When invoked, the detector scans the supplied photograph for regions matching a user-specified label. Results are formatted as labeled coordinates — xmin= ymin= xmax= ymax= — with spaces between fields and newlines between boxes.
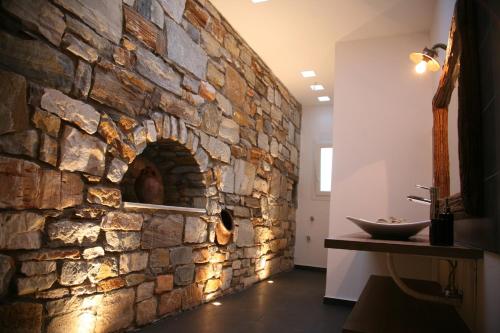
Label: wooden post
xmin=432 ymin=107 xmax=450 ymax=198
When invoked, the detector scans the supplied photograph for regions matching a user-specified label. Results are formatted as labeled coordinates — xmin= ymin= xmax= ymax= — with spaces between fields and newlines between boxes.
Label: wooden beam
xmin=431 ymin=5 xmax=460 ymax=199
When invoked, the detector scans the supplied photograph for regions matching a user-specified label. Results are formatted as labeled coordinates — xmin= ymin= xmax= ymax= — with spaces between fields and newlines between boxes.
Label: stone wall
xmin=0 ymin=0 xmax=301 ymax=332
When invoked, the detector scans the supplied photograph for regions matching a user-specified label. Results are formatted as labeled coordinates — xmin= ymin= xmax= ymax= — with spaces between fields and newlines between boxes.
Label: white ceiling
xmin=211 ymin=0 xmax=436 ymax=107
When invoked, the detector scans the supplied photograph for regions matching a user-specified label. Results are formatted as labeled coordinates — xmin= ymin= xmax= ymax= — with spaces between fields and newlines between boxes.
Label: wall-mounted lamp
xmin=409 ymin=43 xmax=447 ymax=74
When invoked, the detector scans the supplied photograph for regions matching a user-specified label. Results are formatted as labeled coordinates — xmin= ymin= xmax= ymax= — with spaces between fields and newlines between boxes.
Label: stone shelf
xmin=122 ymin=202 xmax=206 ymax=214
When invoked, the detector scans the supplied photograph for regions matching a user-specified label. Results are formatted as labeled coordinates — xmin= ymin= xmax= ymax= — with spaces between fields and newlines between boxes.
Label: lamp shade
xmin=409 ymin=51 xmax=441 ymax=72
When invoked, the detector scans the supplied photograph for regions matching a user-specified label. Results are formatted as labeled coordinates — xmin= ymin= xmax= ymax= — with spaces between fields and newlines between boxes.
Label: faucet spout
xmin=407 ymin=185 xmax=439 ymax=219
xmin=407 ymin=195 xmax=431 ymax=205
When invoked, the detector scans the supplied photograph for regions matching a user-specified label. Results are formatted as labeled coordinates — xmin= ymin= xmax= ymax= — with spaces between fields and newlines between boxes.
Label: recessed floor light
xmin=252 ymin=0 xmax=269 ymax=3
xmin=301 ymin=70 xmax=316 ymax=78
xmin=318 ymin=96 xmax=330 ymax=102
xmin=212 ymin=301 xmax=222 ymax=306
xmin=310 ymin=84 xmax=324 ymax=91
xmin=267 ymin=280 xmax=274 ymax=284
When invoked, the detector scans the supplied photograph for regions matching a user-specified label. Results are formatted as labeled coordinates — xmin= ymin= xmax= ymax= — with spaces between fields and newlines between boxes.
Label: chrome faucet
xmin=407 ymin=185 xmax=439 ymax=219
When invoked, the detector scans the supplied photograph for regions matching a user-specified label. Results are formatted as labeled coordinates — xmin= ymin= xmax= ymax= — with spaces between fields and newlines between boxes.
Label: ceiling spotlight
xmin=310 ymin=84 xmax=324 ymax=91
xmin=409 ymin=43 xmax=447 ymax=74
xmin=252 ymin=0 xmax=269 ymax=3
xmin=318 ymin=96 xmax=330 ymax=102
xmin=301 ymin=70 xmax=316 ymax=78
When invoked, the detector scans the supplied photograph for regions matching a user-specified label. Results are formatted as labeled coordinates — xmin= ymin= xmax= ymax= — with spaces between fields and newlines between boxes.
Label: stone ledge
xmin=122 ymin=202 xmax=206 ymax=214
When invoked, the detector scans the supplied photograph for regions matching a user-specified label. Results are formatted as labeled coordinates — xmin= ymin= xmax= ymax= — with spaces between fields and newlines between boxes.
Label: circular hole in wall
xmin=216 ymin=209 xmax=234 ymax=245
xmin=220 ymin=209 xmax=234 ymax=231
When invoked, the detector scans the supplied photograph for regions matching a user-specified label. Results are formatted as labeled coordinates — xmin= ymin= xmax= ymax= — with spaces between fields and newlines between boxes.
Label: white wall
xmin=325 ymin=32 xmax=436 ymax=300
xmin=295 ymin=105 xmax=333 ymax=268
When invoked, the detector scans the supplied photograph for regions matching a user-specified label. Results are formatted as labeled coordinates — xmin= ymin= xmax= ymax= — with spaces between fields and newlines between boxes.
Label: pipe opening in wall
xmin=216 ymin=209 xmax=234 ymax=245
xmin=221 ymin=209 xmax=234 ymax=231
xmin=121 ymin=140 xmax=206 ymax=208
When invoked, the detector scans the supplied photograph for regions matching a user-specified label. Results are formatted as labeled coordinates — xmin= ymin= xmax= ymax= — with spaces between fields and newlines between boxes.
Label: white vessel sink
xmin=346 ymin=216 xmax=430 ymax=240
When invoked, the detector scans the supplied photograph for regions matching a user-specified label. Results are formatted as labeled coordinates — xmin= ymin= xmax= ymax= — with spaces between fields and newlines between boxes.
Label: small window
xmin=320 ymin=147 xmax=333 ymax=192
xmin=314 ymin=145 xmax=333 ymax=198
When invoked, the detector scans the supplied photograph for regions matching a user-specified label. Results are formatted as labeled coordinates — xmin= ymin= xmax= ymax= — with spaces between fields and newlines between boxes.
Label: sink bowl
xmin=346 ymin=216 xmax=430 ymax=240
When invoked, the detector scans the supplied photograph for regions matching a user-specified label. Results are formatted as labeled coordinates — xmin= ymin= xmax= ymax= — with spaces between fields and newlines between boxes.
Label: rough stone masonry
xmin=0 ymin=0 xmax=301 ymax=332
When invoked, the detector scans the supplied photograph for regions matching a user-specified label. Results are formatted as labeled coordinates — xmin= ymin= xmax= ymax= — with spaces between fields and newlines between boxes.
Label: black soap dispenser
xmin=440 ymin=199 xmax=454 ymax=246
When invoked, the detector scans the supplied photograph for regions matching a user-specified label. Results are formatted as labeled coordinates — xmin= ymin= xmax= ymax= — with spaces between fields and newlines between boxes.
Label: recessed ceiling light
xmin=318 ymin=96 xmax=330 ymax=102
xmin=252 ymin=0 xmax=269 ymax=3
xmin=310 ymin=84 xmax=324 ymax=91
xmin=301 ymin=70 xmax=316 ymax=78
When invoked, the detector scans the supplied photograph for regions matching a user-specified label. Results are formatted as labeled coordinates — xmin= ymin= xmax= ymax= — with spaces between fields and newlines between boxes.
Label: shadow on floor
xmin=139 ymin=269 xmax=352 ymax=333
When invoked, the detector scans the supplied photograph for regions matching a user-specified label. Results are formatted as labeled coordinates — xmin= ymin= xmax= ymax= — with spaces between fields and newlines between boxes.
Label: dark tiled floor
xmin=139 ymin=269 xmax=352 ymax=333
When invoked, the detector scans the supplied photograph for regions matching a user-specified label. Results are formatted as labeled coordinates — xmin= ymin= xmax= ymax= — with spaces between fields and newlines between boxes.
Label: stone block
xmin=158 ymin=0 xmax=186 ymax=23
xmin=0 ymin=31 xmax=74 ymax=93
xmin=0 ymin=212 xmax=45 ymax=250
xmin=199 ymin=81 xmax=216 ymax=101
xmin=215 ymin=165 xmax=235 ymax=193
xmin=73 ymin=60 xmax=92 ymax=98
xmin=206 ymin=136 xmax=230 ymax=163
xmin=82 ymin=247 xmax=105 ymax=260
xmin=174 ymin=264 xmax=195 ymax=286
xmin=62 ymin=33 xmax=99 ymax=63
xmin=59 ymin=126 xmax=107 ymax=176
xmin=94 ymin=288 xmax=135 ymax=333
xmin=165 ymin=16 xmax=207 ymax=79
xmin=124 ymin=5 xmax=166 ymax=54
xmin=154 ymin=91 xmax=201 ymax=126
xmin=32 ymin=108 xmax=60 ymax=138
xmin=137 ymin=281 xmax=155 ymax=302
xmin=155 ymin=274 xmax=174 ymax=293
xmin=47 ymin=220 xmax=100 ymax=246
xmin=184 ymin=217 xmax=207 ymax=243
xmin=224 ymin=65 xmax=247 ymax=109
xmin=219 ymin=117 xmax=240 ymax=144
xmin=204 ymin=278 xmax=220 ymax=293
xmin=0 ymin=130 xmax=39 ymax=158
xmin=150 ymin=248 xmax=170 ymax=271
xmin=136 ymin=46 xmax=181 ymax=95
xmin=88 ymin=257 xmax=119 ymax=283
xmin=107 ymin=158 xmax=129 ymax=183
xmin=142 ymin=215 xmax=184 ymax=248
xmin=0 ymin=69 xmax=28 ymax=136
xmin=54 ymin=0 xmax=122 ymax=44
xmin=90 ymin=65 xmax=153 ymax=117
xmin=60 ymin=261 xmax=88 ymax=286
xmin=136 ymin=297 xmax=158 ymax=326
xmin=170 ymin=247 xmax=193 ymax=265
xmin=39 ymin=134 xmax=58 ymax=166
xmin=235 ymin=219 xmax=254 ymax=247
xmin=87 ymin=186 xmax=121 ymax=208
xmin=220 ymin=267 xmax=233 ymax=290
xmin=182 ymin=283 xmax=202 ymax=310
xmin=120 ymin=252 xmax=149 ymax=274
xmin=17 ymin=273 xmax=57 ymax=295
xmin=158 ymin=289 xmax=182 ymax=315
xmin=105 ymin=231 xmax=141 ymax=251
xmin=101 ymin=211 xmax=143 ymax=231
xmin=234 ymin=159 xmax=257 ymax=195
xmin=41 ymin=88 xmax=100 ymax=135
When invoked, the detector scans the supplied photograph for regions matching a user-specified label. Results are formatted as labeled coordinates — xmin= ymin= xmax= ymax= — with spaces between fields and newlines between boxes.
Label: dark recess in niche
xmin=120 ymin=140 xmax=206 ymax=208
